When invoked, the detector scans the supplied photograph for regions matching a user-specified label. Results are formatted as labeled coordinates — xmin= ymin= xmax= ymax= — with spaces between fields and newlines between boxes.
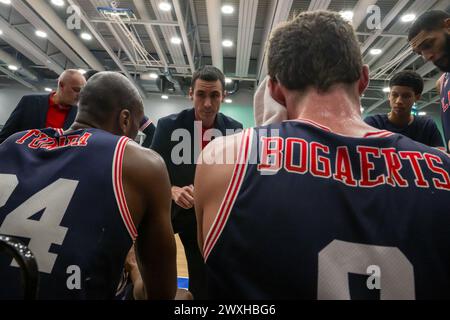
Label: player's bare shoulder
xmin=123 ymin=140 xmax=169 ymax=183
xmin=199 ymin=130 xmax=245 ymax=166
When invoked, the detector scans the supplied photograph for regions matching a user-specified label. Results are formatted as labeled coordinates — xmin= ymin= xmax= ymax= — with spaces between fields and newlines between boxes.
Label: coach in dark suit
xmin=151 ymin=66 xmax=243 ymax=299
xmin=0 ymin=69 xmax=86 ymax=143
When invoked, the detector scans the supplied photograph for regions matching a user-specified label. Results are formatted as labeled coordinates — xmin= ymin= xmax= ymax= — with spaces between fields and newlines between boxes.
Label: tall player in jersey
xmin=0 ymin=72 xmax=177 ymax=299
xmin=409 ymin=10 xmax=450 ymax=151
xmin=195 ymin=11 xmax=450 ymax=299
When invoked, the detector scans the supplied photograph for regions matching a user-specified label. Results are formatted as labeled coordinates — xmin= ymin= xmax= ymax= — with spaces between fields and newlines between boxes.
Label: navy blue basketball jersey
xmin=205 ymin=120 xmax=450 ymax=299
xmin=0 ymin=128 xmax=136 ymax=299
xmin=440 ymin=73 xmax=450 ymax=151
xmin=363 ymin=114 xmax=444 ymax=148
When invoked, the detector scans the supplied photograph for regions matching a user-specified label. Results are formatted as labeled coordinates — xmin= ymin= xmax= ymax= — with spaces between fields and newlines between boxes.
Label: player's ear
xmin=118 ymin=109 xmax=132 ymax=136
xmin=268 ymin=77 xmax=286 ymax=106
xmin=189 ymin=87 xmax=194 ymax=100
xmin=358 ymin=65 xmax=370 ymax=95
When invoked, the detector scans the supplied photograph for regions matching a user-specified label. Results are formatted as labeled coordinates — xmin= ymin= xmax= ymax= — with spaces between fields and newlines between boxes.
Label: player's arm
xmin=194 ymin=133 xmax=242 ymax=253
xmin=123 ymin=143 xmax=177 ymax=299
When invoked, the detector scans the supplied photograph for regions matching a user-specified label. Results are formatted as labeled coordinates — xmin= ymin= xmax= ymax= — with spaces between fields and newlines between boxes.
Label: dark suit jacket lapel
xmin=64 ymin=106 xmax=77 ymax=129
xmin=37 ymin=94 xmax=50 ymax=128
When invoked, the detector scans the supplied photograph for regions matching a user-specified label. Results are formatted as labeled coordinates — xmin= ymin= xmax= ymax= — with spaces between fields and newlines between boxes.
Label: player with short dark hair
xmin=408 ymin=10 xmax=450 ymax=150
xmin=0 ymin=71 xmax=177 ymax=299
xmin=195 ymin=11 xmax=450 ymax=299
xmin=364 ymin=70 xmax=444 ymax=148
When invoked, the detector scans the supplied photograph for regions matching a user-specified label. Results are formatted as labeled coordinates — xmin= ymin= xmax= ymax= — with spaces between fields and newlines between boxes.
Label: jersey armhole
xmin=112 ymin=136 xmax=138 ymax=240
xmin=203 ymin=128 xmax=253 ymax=261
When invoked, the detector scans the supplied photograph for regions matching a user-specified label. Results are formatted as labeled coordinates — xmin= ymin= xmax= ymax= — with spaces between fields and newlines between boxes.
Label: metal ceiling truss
xmin=67 ymin=0 xmax=147 ymax=98
xmin=149 ymin=0 xmax=189 ymax=74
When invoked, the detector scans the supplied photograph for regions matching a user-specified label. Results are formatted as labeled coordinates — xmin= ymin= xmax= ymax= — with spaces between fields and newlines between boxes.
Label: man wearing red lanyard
xmin=0 ymin=69 xmax=86 ymax=143
xmin=151 ymin=66 xmax=243 ymax=299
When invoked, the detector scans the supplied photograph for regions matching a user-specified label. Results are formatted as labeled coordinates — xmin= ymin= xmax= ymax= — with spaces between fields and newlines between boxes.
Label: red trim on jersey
xmin=54 ymin=128 xmax=64 ymax=136
xmin=112 ymin=137 xmax=138 ymax=240
xmin=363 ymin=130 xmax=394 ymax=138
xmin=203 ymin=129 xmax=252 ymax=261
xmin=288 ymin=118 xmax=332 ymax=132
xmin=139 ymin=117 xmax=153 ymax=131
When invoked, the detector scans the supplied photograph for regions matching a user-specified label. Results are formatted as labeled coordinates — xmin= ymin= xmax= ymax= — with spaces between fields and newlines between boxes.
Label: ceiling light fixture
xmin=340 ymin=10 xmax=353 ymax=22
xmin=401 ymin=14 xmax=416 ymax=23
xmin=159 ymin=2 xmax=172 ymax=11
xmin=81 ymin=33 xmax=92 ymax=41
xmin=171 ymin=37 xmax=182 ymax=45
xmin=35 ymin=30 xmax=47 ymax=38
xmin=222 ymin=40 xmax=233 ymax=47
xmin=51 ymin=0 xmax=65 ymax=7
xmin=221 ymin=5 xmax=234 ymax=14
xmin=370 ymin=48 xmax=382 ymax=55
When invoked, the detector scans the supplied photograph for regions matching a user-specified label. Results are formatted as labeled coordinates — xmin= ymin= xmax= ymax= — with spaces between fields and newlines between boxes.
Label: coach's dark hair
xmin=191 ymin=65 xmax=225 ymax=91
xmin=389 ymin=70 xmax=424 ymax=95
xmin=268 ymin=10 xmax=363 ymax=93
xmin=408 ymin=10 xmax=450 ymax=41
xmin=78 ymin=71 xmax=143 ymax=121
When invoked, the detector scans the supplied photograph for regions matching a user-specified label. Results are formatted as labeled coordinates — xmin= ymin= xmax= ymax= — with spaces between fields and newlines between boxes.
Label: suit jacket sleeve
xmin=150 ymin=119 xmax=173 ymax=178
xmin=141 ymin=123 xmax=156 ymax=148
xmin=0 ymin=96 xmax=27 ymax=143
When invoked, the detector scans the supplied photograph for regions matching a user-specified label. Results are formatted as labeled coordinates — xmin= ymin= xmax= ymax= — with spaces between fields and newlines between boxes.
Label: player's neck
xmin=287 ymin=88 xmax=372 ymax=137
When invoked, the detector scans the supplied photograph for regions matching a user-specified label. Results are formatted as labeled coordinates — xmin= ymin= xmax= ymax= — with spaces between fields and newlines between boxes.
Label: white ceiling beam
xmin=256 ymin=0 xmax=293 ymax=84
xmin=308 ymin=0 xmax=331 ymax=11
xmin=0 ymin=65 xmax=37 ymax=90
xmin=189 ymin=0 xmax=202 ymax=57
xmin=173 ymin=0 xmax=195 ymax=72
xmin=0 ymin=48 xmax=38 ymax=81
xmin=0 ymin=15 xmax=64 ymax=75
xmin=12 ymin=0 xmax=88 ymax=70
xmin=236 ymin=0 xmax=258 ymax=77
xmin=90 ymin=18 xmax=178 ymax=27
xmin=67 ymin=0 xmax=146 ymax=98
xmin=24 ymin=0 xmax=104 ymax=71
xmin=205 ymin=0 xmax=223 ymax=71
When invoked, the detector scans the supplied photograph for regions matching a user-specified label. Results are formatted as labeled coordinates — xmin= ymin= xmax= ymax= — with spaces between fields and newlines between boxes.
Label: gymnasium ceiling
xmin=0 ymin=0 xmax=448 ymax=115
